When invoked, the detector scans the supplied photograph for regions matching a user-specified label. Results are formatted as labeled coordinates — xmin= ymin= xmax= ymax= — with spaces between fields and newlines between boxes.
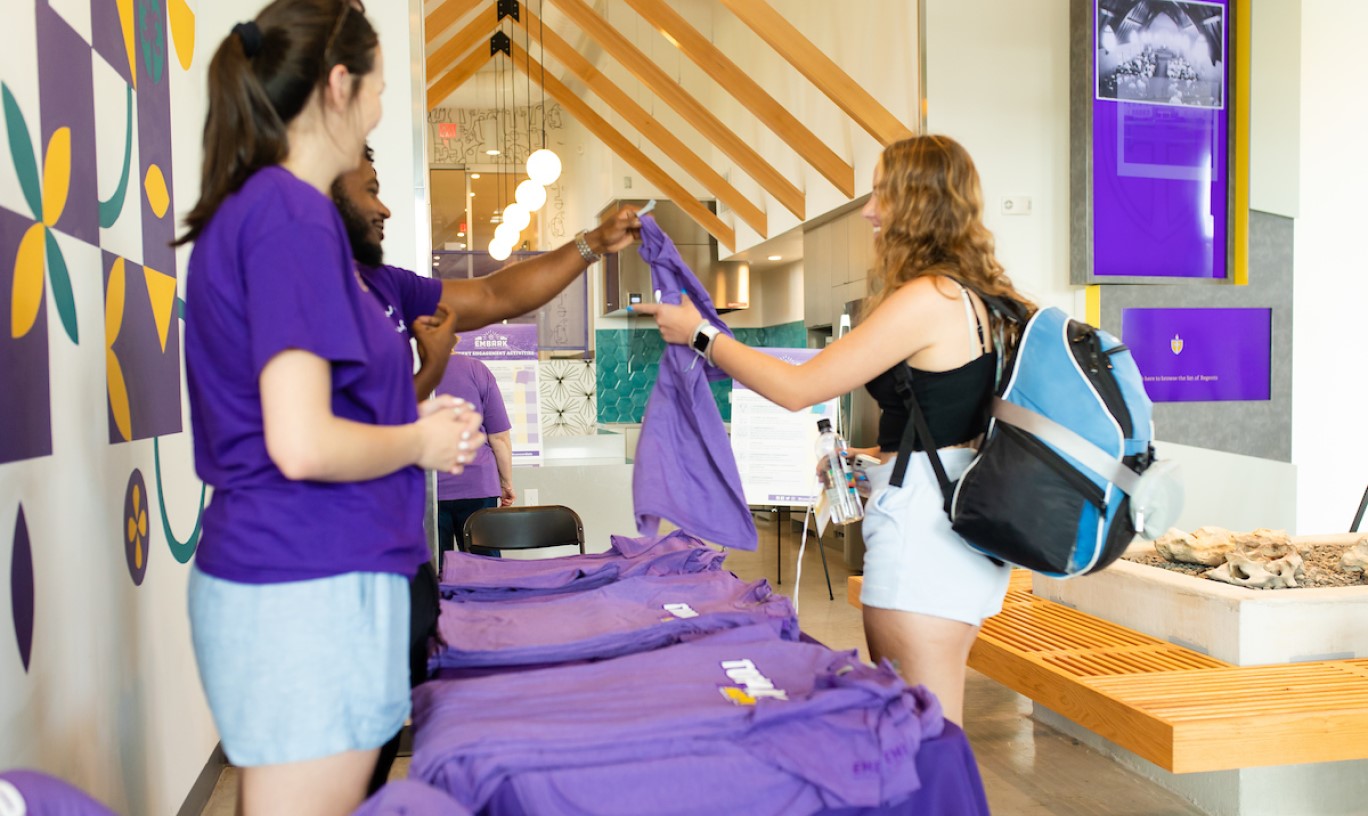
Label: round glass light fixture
xmin=515 ymin=179 xmax=547 ymax=212
xmin=489 ymin=239 xmax=513 ymax=261
xmin=526 ymin=148 xmax=562 ymax=185
xmin=493 ymin=221 xmax=520 ymax=246
xmin=502 ymin=203 xmax=531 ymax=232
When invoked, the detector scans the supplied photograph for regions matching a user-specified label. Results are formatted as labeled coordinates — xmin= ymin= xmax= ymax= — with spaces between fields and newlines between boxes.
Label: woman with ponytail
xmin=180 ymin=2 xmax=481 ymax=812
xmin=637 ymin=135 xmax=1035 ymax=725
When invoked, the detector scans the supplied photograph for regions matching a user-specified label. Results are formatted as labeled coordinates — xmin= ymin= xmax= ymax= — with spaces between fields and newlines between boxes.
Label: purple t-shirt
xmin=437 ymin=530 xmax=726 ymax=600
xmin=356 ymin=262 xmax=443 ymax=339
xmin=633 ymin=216 xmax=757 ymax=550
xmin=411 ymin=625 xmax=942 ymax=813
xmin=431 ymin=572 xmax=797 ymax=669
xmin=433 ymin=355 xmax=511 ymax=500
xmin=0 ymin=770 xmax=117 ymax=815
xmin=185 ymin=166 xmax=427 ymax=583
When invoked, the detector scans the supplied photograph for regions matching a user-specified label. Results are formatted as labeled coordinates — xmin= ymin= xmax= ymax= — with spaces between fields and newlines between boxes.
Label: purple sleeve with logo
xmin=431 ymin=572 xmax=798 ymax=669
xmin=0 ymin=770 xmax=118 ymax=816
xmin=632 ymin=217 xmax=758 ymax=550
xmin=410 ymin=625 xmax=945 ymax=813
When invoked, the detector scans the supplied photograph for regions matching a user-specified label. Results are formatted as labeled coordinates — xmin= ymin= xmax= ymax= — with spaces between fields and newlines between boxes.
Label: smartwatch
xmin=690 ymin=320 xmax=721 ymax=364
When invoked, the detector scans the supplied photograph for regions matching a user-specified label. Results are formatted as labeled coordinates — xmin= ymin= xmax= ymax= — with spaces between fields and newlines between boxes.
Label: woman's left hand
xmin=632 ymin=294 xmax=703 ymax=345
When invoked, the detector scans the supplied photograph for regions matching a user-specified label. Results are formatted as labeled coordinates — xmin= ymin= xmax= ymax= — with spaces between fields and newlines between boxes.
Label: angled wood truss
xmin=423 ymin=0 xmax=913 ymax=246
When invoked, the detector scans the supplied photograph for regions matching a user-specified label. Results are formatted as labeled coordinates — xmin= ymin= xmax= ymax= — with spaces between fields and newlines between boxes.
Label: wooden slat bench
xmin=847 ymin=573 xmax=1368 ymax=772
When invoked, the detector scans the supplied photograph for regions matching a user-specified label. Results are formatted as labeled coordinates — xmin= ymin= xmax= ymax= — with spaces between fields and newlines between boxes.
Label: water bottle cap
xmin=816 ymin=418 xmax=832 ymax=433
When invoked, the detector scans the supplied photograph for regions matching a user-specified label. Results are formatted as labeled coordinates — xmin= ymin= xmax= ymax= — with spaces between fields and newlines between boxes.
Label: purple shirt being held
xmin=185 ymin=166 xmax=428 ymax=583
xmin=433 ymin=355 xmax=511 ymax=500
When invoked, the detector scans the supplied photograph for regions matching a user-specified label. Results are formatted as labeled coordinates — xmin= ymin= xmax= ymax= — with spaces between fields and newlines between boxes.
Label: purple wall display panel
xmin=1121 ymin=307 xmax=1270 ymax=402
xmin=1088 ymin=0 xmax=1229 ymax=280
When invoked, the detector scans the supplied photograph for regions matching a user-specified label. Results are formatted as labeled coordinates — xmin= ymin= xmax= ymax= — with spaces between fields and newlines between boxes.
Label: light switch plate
xmin=1001 ymin=196 xmax=1032 ymax=215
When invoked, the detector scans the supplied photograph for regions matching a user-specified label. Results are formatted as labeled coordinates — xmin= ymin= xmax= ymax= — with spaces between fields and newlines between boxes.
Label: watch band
xmin=574 ymin=230 xmax=602 ymax=264
xmin=691 ymin=321 xmax=721 ymax=365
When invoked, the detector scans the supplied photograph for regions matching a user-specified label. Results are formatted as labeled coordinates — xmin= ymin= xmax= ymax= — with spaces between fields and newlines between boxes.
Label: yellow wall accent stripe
xmin=1232 ymin=0 xmax=1251 ymax=285
xmin=1085 ymin=285 xmax=1101 ymax=328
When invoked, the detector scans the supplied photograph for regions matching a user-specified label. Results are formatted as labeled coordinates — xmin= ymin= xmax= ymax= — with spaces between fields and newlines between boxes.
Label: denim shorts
xmin=188 ymin=566 xmax=410 ymax=767
xmin=859 ymin=450 xmax=1012 ymax=625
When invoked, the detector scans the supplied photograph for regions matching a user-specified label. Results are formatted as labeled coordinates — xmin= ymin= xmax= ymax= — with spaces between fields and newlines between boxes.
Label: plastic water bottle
xmin=816 ymin=419 xmax=863 ymax=525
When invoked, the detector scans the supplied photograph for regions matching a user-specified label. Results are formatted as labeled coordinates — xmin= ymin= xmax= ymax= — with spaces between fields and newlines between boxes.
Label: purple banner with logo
xmin=1093 ymin=0 xmax=1228 ymax=279
xmin=1122 ymin=307 xmax=1269 ymax=402
xmin=456 ymin=324 xmax=539 ymax=361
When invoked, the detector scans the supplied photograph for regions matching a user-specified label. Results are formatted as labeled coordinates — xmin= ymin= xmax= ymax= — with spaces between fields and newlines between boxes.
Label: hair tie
xmin=233 ymin=21 xmax=263 ymax=58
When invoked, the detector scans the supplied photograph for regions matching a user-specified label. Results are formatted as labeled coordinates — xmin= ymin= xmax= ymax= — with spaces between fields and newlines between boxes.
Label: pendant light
xmin=526 ymin=0 xmax=561 ymax=185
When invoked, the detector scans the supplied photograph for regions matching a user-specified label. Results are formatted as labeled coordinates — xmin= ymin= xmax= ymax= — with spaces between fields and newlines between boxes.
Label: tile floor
xmin=202 ymin=514 xmax=1205 ymax=815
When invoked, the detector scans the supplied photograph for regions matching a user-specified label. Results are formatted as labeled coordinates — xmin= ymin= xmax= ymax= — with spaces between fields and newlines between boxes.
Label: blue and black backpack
xmin=890 ymin=295 xmax=1182 ymax=577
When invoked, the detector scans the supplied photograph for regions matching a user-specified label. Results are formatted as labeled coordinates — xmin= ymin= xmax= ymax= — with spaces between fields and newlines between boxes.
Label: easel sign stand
xmin=729 ymin=348 xmax=836 ymax=604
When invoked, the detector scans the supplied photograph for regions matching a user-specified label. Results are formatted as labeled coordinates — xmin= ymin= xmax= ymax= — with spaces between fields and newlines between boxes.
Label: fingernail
xmin=626 ymin=306 xmax=634 ymax=313
xmin=462 ymin=431 xmax=473 ymax=440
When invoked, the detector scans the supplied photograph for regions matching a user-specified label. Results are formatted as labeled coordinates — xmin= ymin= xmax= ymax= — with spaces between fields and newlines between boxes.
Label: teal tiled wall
xmin=596 ymin=321 xmax=807 ymax=423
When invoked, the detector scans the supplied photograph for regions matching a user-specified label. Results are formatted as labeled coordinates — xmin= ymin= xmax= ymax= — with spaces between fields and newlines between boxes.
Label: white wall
xmin=0 ymin=1 xmax=430 ymax=811
xmin=923 ymin=0 xmax=1075 ymax=314
xmin=1293 ymin=1 xmax=1368 ymax=534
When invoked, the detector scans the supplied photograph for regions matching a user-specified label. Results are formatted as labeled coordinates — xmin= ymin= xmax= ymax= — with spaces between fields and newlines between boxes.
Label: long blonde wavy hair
xmin=863 ymin=135 xmax=1034 ymax=344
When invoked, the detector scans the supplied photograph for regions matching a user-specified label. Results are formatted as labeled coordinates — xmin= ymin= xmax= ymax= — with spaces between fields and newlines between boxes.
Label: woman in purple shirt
xmin=176 ymin=2 xmax=482 ymax=813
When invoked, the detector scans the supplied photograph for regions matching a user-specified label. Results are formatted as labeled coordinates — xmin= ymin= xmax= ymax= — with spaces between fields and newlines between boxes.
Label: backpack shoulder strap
xmin=889 ymin=365 xmax=954 ymax=508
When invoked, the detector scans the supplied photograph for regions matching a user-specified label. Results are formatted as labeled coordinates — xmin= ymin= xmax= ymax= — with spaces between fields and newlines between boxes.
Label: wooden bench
xmin=848 ymin=573 xmax=1368 ymax=773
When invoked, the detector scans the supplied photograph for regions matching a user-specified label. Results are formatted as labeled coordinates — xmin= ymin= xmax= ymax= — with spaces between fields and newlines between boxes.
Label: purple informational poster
xmin=455 ymin=324 xmax=539 ymax=361
xmin=1092 ymin=0 xmax=1228 ymax=279
xmin=1121 ymin=308 xmax=1270 ymax=402
xmin=455 ymin=324 xmax=543 ymax=465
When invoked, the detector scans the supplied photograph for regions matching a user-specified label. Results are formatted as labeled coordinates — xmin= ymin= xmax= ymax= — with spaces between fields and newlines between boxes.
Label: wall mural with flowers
xmin=1 ymin=0 xmax=201 ymax=682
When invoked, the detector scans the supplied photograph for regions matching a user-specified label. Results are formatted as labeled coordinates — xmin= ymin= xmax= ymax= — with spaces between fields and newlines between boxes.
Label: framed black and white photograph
xmin=1096 ymin=0 xmax=1225 ymax=109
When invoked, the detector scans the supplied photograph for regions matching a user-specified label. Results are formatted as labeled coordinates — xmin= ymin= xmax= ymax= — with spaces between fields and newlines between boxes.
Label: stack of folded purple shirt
xmin=411 ymin=624 xmax=942 ymax=816
xmin=437 ymin=530 xmax=726 ymax=601
xmin=432 ymin=571 xmax=798 ymax=670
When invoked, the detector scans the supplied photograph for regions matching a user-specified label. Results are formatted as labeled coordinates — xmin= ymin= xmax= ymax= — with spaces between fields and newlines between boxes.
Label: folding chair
xmin=463 ymin=505 xmax=587 ymax=555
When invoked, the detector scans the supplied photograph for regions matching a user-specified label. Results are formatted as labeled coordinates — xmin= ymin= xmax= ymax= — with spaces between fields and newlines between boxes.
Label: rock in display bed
xmin=1125 ymin=527 xmax=1368 ymax=589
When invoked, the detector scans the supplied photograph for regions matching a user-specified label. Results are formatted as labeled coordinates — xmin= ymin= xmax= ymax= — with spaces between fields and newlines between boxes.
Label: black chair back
xmin=463 ymin=505 xmax=587 ymax=554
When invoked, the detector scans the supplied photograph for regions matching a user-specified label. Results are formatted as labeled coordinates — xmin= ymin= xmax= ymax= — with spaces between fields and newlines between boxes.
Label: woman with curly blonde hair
xmin=638 ymin=135 xmax=1034 ymax=723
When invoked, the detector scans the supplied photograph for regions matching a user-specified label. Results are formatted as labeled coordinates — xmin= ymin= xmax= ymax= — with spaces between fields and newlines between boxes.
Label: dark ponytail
xmin=177 ymin=0 xmax=378 ymax=245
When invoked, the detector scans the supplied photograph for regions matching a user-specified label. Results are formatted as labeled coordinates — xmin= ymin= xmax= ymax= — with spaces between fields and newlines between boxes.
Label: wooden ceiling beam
xmin=623 ymin=0 xmax=853 ymax=198
xmin=509 ymin=42 xmax=736 ymax=251
xmin=545 ymin=0 xmax=804 ymax=220
xmin=717 ymin=0 xmax=914 ymax=147
xmin=513 ymin=6 xmax=766 ymax=237
xmin=427 ymin=40 xmax=493 ymax=111
xmin=425 ymin=0 xmax=484 ymax=46
xmin=426 ymin=4 xmax=500 ymax=88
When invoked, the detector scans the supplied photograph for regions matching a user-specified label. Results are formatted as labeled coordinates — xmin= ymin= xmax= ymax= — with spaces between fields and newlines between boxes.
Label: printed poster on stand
xmin=729 ymin=348 xmax=838 ymax=508
xmin=456 ymin=324 xmax=543 ymax=466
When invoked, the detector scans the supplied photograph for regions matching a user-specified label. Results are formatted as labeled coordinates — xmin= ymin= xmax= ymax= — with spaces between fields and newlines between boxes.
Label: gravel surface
xmin=1125 ymin=545 xmax=1368 ymax=590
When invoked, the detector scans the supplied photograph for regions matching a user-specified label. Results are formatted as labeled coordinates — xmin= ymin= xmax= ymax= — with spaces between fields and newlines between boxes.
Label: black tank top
xmin=863 ymin=284 xmax=996 ymax=452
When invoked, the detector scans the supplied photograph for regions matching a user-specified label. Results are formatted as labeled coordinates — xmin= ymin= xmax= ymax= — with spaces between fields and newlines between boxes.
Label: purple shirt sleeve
xmin=385 ymin=264 xmax=443 ymax=323
xmin=244 ymin=223 xmax=366 ymax=377
xmin=476 ymin=361 xmax=511 ymax=435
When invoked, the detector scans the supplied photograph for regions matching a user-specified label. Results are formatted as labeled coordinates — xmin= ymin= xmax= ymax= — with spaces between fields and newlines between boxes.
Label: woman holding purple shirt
xmin=176 ymin=2 xmax=482 ymax=813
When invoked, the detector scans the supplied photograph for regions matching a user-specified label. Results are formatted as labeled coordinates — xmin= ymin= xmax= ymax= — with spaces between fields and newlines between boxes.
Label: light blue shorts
xmin=188 ymin=566 xmax=410 ymax=767
xmin=859 ymin=450 xmax=1013 ymax=625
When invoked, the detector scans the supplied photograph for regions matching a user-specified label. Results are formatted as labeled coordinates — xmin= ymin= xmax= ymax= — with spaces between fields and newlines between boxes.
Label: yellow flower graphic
xmin=126 ymin=481 xmax=149 ymax=570
xmin=4 ymin=83 xmax=77 ymax=344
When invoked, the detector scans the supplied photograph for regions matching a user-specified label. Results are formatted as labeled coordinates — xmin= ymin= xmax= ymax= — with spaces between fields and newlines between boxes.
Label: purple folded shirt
xmin=632 ymin=216 xmax=758 ymax=550
xmin=351 ymin=779 xmax=473 ymax=816
xmin=0 ymin=771 xmax=117 ymax=816
xmin=432 ymin=572 xmax=798 ymax=669
xmin=411 ymin=625 xmax=942 ymax=814
xmin=437 ymin=530 xmax=725 ymax=600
